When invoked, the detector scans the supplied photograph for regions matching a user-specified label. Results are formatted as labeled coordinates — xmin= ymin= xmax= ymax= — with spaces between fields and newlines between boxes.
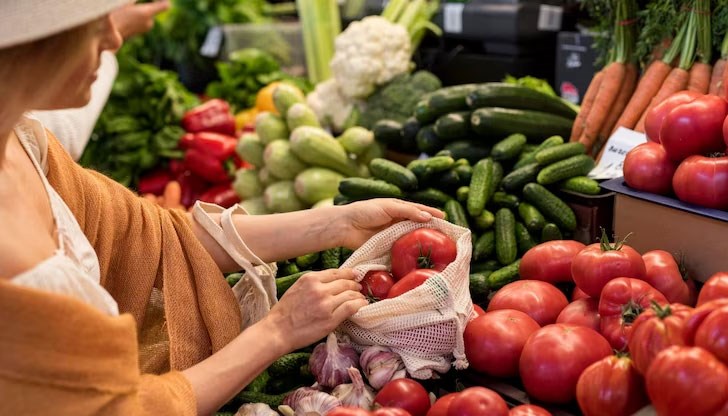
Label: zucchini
xmin=294 ymin=167 xmax=345 ymax=205
xmin=226 ymin=273 xmax=242 ymax=287
xmin=372 ymin=120 xmax=403 ymax=146
xmin=515 ymin=222 xmax=537 ymax=254
xmin=337 ymin=127 xmax=374 ymax=156
xmin=407 ymin=156 xmax=455 ymax=180
xmin=471 ymin=260 xmax=501 ymax=273
xmin=495 ymin=208 xmax=517 ymax=265
xmin=535 ymin=142 xmax=586 ymax=166
xmin=245 ymin=369 xmax=270 ymax=393
xmin=474 ymin=210 xmax=495 ymax=230
xmin=456 ymin=186 xmax=469 ymax=202
xmin=406 ymin=188 xmax=453 ymax=207
xmin=295 ymin=252 xmax=320 ymax=269
xmin=400 ymin=117 xmax=421 ymax=153
xmin=339 ymin=178 xmax=403 ymax=199
xmin=523 ymin=183 xmax=577 ymax=231
xmin=444 ymin=140 xmax=492 ymax=165
xmin=518 ymin=202 xmax=546 ymax=234
xmin=471 ymin=107 xmax=573 ymax=141
xmin=333 ymin=193 xmax=353 ymax=205
xmin=269 ymin=352 xmax=312 ymax=378
xmin=415 ymin=84 xmax=480 ymax=123
xmin=472 ymin=230 xmax=495 ymax=261
xmin=470 ymin=272 xmax=492 ymax=300
xmin=276 ymin=271 xmax=308 ymax=296
xmin=541 ymin=223 xmax=563 ymax=242
xmin=287 ymin=103 xmax=321 ymax=130
xmin=487 ymin=260 xmax=521 ymax=290
xmin=369 ymin=158 xmax=419 ymax=191
xmin=537 ymin=155 xmax=596 ymax=185
xmin=416 ymin=125 xmax=445 ymax=154
xmin=290 ymin=127 xmax=363 ymax=177
xmin=466 ymin=83 xmax=578 ymax=119
xmin=434 ymin=111 xmax=471 ymax=140
xmin=514 ymin=135 xmax=565 ymax=169
xmin=237 ymin=391 xmax=287 ymax=408
xmin=491 ymin=192 xmax=520 ymax=210
xmin=491 ymin=133 xmax=528 ymax=161
xmin=501 ymin=162 xmax=540 ymax=193
xmin=560 ymin=176 xmax=601 ymax=195
xmin=321 ymin=247 xmax=342 ymax=269
xmin=444 ymin=199 xmax=469 ymax=228
xmin=467 ymin=158 xmax=494 ymax=217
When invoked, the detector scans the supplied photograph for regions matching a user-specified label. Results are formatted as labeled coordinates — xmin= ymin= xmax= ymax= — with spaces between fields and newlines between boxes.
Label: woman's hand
xmin=261 ymin=269 xmax=367 ymax=353
xmin=337 ymin=199 xmax=445 ymax=249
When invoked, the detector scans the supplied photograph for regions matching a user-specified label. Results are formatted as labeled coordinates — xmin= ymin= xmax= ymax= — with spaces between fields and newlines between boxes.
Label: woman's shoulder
xmin=15 ymin=115 xmax=50 ymax=174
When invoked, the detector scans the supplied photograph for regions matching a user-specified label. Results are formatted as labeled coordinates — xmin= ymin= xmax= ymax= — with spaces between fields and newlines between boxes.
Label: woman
xmin=0 ymin=2 xmax=442 ymax=415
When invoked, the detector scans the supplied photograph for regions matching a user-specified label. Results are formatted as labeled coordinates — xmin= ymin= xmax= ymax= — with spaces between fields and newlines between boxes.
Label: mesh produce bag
xmin=338 ymin=218 xmax=473 ymax=379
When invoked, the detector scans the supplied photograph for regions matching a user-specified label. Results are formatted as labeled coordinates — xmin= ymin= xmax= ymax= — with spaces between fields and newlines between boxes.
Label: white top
xmin=11 ymin=116 xmax=120 ymax=316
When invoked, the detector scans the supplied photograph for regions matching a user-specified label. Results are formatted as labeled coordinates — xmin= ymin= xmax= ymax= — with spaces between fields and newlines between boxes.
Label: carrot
xmin=611 ymin=60 xmax=672 ymax=133
xmin=578 ymin=62 xmax=627 ymax=153
xmin=687 ymin=62 xmax=712 ymax=93
xmin=634 ymin=67 xmax=690 ymax=132
xmin=709 ymin=59 xmax=726 ymax=95
xmin=570 ymin=71 xmax=603 ymax=142
xmin=598 ymin=63 xmax=638 ymax=142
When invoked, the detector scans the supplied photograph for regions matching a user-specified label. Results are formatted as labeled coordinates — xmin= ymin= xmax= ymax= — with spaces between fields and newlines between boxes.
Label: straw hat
xmin=0 ymin=0 xmax=130 ymax=49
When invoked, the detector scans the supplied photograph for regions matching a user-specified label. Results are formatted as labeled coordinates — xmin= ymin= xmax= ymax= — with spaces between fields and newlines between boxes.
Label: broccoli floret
xmin=411 ymin=70 xmax=442 ymax=91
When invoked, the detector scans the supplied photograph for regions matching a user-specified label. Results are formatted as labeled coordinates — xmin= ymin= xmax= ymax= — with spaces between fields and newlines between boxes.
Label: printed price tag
xmin=443 ymin=3 xmax=464 ymax=34
xmin=588 ymin=127 xmax=647 ymax=180
xmin=200 ymin=26 xmax=223 ymax=58
xmin=538 ymin=4 xmax=563 ymax=32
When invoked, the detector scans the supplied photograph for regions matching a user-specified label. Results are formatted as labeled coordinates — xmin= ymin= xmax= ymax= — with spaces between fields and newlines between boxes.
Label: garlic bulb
xmin=331 ymin=367 xmax=375 ymax=410
xmin=309 ymin=333 xmax=360 ymax=388
xmin=283 ymin=386 xmax=320 ymax=408
xmin=359 ymin=345 xmax=407 ymax=390
xmin=234 ymin=403 xmax=278 ymax=416
xmin=294 ymin=391 xmax=342 ymax=416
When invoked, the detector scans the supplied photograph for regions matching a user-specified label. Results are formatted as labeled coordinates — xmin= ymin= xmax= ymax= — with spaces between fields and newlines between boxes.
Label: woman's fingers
xmin=332 ymin=297 xmax=369 ymax=321
xmin=317 ymin=268 xmax=357 ymax=283
xmin=382 ymin=199 xmax=444 ymax=222
xmin=324 ymin=278 xmax=363 ymax=295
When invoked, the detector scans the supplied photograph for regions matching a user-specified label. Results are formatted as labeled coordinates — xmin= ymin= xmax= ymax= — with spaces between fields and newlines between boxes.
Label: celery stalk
xmin=382 ymin=0 xmax=409 ymax=22
xmin=297 ymin=0 xmax=340 ymax=84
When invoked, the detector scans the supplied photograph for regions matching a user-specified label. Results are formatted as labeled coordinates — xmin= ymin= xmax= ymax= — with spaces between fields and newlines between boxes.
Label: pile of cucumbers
xmin=335 ymin=134 xmax=600 ymax=301
xmin=372 ymin=82 xmax=577 ymax=155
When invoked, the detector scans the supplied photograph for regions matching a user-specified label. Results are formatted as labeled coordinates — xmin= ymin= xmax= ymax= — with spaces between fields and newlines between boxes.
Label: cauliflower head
xmin=306 ymin=78 xmax=360 ymax=133
xmin=330 ymin=16 xmax=412 ymax=100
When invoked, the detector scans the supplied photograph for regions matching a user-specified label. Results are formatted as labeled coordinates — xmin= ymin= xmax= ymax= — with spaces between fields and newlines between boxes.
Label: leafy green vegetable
xmin=634 ymin=0 xmax=683 ymax=67
xmin=359 ymin=70 xmax=441 ymax=128
xmin=80 ymin=56 xmax=198 ymax=187
xmin=503 ymin=74 xmax=558 ymax=97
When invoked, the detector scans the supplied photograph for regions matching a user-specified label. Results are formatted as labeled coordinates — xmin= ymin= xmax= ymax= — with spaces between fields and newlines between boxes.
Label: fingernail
xmin=419 ymin=211 xmax=432 ymax=220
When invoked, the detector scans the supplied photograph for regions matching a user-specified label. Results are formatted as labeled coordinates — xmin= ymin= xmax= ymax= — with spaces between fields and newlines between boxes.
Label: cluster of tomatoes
xmin=623 ymin=91 xmax=728 ymax=209
xmin=358 ymin=228 xmax=457 ymax=301
xmin=463 ymin=235 xmax=728 ymax=416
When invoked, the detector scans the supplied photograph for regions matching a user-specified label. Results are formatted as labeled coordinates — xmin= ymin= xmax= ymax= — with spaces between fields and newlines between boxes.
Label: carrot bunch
xmin=708 ymin=3 xmax=728 ymax=98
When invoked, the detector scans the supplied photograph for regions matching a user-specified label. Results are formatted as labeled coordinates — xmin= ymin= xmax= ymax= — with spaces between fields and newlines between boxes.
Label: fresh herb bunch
xmin=80 ymin=56 xmax=199 ymax=187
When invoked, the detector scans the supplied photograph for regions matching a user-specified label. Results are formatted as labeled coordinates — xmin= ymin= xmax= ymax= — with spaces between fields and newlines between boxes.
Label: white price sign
xmin=588 ymin=127 xmax=648 ymax=180
xmin=443 ymin=3 xmax=464 ymax=34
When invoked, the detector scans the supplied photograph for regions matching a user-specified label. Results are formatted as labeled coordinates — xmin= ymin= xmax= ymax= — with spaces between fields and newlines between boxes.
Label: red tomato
xmin=641 ymin=250 xmax=692 ymax=305
xmin=519 ymin=324 xmax=612 ymax=403
xmin=386 ymin=269 xmax=438 ymax=299
xmin=486 ymin=280 xmax=569 ymax=326
xmin=599 ymin=278 xmax=668 ymax=350
xmin=519 ymin=240 xmax=586 ymax=284
xmin=572 ymin=286 xmax=589 ymax=301
xmin=373 ymin=409 xmax=414 ymax=416
xmin=660 ymin=94 xmax=728 ymax=162
xmin=672 ymin=154 xmax=728 ymax=210
xmin=725 ymin=110 xmax=728 ymax=147
xmin=390 ymin=228 xmax=457 ymax=280
xmin=361 ymin=270 xmax=395 ymax=300
xmin=571 ymin=232 xmax=646 ymax=298
xmin=556 ymin=298 xmax=600 ymax=331
xmin=508 ymin=405 xmax=552 ymax=416
xmin=683 ymin=300 xmax=728 ymax=365
xmin=576 ymin=355 xmax=649 ymax=416
xmin=426 ymin=393 xmax=458 ymax=416
xmin=627 ymin=303 xmax=692 ymax=374
xmin=646 ymin=346 xmax=728 ymax=416
xmin=697 ymin=272 xmax=728 ymax=306
xmin=623 ymin=142 xmax=677 ymax=195
xmin=329 ymin=408 xmax=372 ymax=416
xmin=472 ymin=304 xmax=486 ymax=318
xmin=446 ymin=387 xmax=508 ymax=416
xmin=464 ymin=309 xmax=540 ymax=377
xmin=374 ymin=379 xmax=431 ymax=416
xmin=644 ymin=90 xmax=701 ymax=143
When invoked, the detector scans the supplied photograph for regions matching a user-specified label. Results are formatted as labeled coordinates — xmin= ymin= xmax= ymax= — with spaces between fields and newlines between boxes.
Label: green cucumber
xmin=415 ymin=84 xmax=480 ymax=123
xmin=444 ymin=140 xmax=492 ymax=164
xmin=406 ymin=188 xmax=453 ymax=207
xmin=515 ymin=222 xmax=537 ymax=254
xmin=467 ymin=158 xmax=494 ymax=217
xmin=471 ymin=260 xmax=501 ymax=273
xmin=226 ymin=273 xmax=242 ymax=287
xmin=456 ymin=186 xmax=469 ymax=202
xmin=523 ymin=183 xmax=577 ymax=232
xmin=369 ymin=158 xmax=419 ymax=191
xmin=466 ymin=83 xmax=578 ymax=119
xmin=560 ymin=176 xmax=601 ymax=195
xmin=372 ymin=120 xmax=403 ymax=146
xmin=245 ymin=369 xmax=270 ymax=393
xmin=518 ymin=203 xmax=546 ymax=234
xmin=474 ymin=210 xmax=495 ymax=230
xmin=501 ymin=162 xmax=541 ymax=193
xmin=237 ymin=391 xmax=287 ymax=408
xmin=340 ymin=247 xmax=354 ymax=263
xmin=495 ymin=208 xmax=517 ymax=265
xmin=321 ymin=247 xmax=342 ymax=269
xmin=416 ymin=125 xmax=445 ymax=154
xmin=535 ymin=142 xmax=586 ymax=166
xmin=453 ymin=163 xmax=473 ymax=185
xmin=471 ymin=107 xmax=573 ymax=141
xmin=430 ymin=169 xmax=463 ymax=192
xmin=491 ymin=133 xmax=527 ymax=161
xmin=489 ymin=162 xmax=504 ymax=201
xmin=269 ymin=352 xmax=312 ymax=378
xmin=296 ymin=252 xmax=320 ymax=269
xmin=487 ymin=260 xmax=521 ymax=289
xmin=541 ymin=223 xmax=563 ymax=242
xmin=491 ymin=192 xmax=520 ymax=210
xmin=434 ymin=111 xmax=471 ymax=140
xmin=407 ymin=156 xmax=455 ymax=180
xmin=473 ymin=230 xmax=495 ymax=261
xmin=280 ymin=262 xmax=300 ymax=275
xmin=537 ymin=155 xmax=596 ymax=185
xmin=333 ymin=194 xmax=353 ymax=205
xmin=470 ymin=272 xmax=492 ymax=300
xmin=339 ymin=178 xmax=403 ymax=199
xmin=514 ymin=135 xmax=565 ymax=169
xmin=276 ymin=271 xmax=309 ymax=297
xmin=400 ymin=117 xmax=421 ymax=153
xmin=444 ymin=199 xmax=469 ymax=228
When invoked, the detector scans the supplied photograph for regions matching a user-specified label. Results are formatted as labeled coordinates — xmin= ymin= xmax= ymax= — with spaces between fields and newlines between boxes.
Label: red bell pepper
xmin=189 ymin=132 xmax=238 ymax=161
xmin=169 ymin=159 xmax=187 ymax=177
xmin=599 ymin=277 xmax=669 ymax=350
xmin=179 ymin=133 xmax=196 ymax=149
xmin=177 ymin=170 xmax=209 ymax=208
xmin=138 ymin=169 xmax=172 ymax=196
xmin=181 ymin=99 xmax=236 ymax=136
xmin=184 ymin=148 xmax=231 ymax=184
xmin=198 ymin=183 xmax=241 ymax=208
